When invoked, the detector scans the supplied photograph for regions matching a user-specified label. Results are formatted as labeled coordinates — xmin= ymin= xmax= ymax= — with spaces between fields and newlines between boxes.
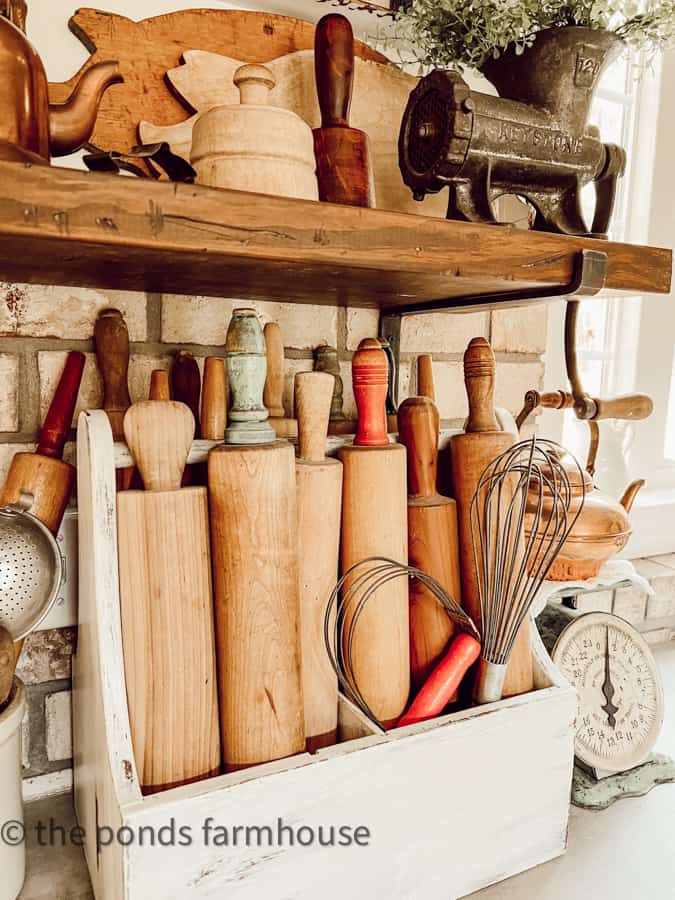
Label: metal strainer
xmin=0 ymin=492 xmax=63 ymax=640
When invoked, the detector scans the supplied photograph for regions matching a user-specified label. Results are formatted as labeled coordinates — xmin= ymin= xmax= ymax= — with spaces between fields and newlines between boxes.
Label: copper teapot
xmin=0 ymin=5 xmax=121 ymax=163
xmin=525 ymin=451 xmax=644 ymax=581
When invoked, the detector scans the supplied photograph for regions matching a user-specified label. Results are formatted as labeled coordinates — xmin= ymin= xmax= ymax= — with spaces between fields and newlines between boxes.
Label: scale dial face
xmin=552 ymin=612 xmax=664 ymax=773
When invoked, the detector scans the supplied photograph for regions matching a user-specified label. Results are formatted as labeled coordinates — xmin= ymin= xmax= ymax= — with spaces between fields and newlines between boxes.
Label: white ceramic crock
xmin=0 ymin=679 xmax=26 ymax=900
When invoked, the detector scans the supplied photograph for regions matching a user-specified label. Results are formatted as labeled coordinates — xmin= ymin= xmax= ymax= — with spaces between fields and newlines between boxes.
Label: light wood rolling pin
xmin=94 ymin=309 xmax=135 ymax=490
xmin=295 ymin=371 xmax=342 ymax=751
xmin=398 ymin=396 xmax=461 ymax=692
xmin=263 ymin=322 xmax=297 ymax=438
xmin=338 ymin=338 xmax=409 ymax=727
xmin=200 ymin=357 xmax=227 ymax=441
xmin=449 ymin=338 xmax=533 ymax=698
xmin=209 ymin=309 xmax=304 ymax=770
xmin=117 ymin=401 xmax=221 ymax=794
xmin=417 ymin=354 xmax=435 ymax=401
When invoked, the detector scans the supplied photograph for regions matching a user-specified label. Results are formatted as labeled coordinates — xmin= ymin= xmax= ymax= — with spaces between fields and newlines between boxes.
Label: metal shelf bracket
xmin=379 ymin=248 xmax=608 ymax=410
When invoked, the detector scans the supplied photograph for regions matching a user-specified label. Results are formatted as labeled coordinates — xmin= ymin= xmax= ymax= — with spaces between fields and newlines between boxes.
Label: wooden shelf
xmin=0 ymin=161 xmax=670 ymax=311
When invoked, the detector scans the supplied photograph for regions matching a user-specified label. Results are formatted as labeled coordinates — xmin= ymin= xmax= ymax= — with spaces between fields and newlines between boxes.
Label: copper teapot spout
xmin=619 ymin=479 xmax=645 ymax=514
xmin=49 ymin=61 xmax=122 ymax=157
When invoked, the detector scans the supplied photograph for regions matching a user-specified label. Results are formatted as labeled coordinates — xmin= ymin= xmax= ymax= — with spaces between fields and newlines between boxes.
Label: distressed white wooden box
xmin=73 ymin=409 xmax=577 ymax=900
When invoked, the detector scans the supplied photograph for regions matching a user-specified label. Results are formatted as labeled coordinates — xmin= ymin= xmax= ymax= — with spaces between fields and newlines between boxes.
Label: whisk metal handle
xmin=474 ymin=659 xmax=508 ymax=705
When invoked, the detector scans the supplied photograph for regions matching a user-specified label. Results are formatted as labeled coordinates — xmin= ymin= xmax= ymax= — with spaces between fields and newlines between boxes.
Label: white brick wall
xmin=162 ymin=296 xmax=338 ymax=349
xmin=0 ymin=353 xmax=19 ymax=431
xmin=0 ymin=284 xmax=147 ymax=340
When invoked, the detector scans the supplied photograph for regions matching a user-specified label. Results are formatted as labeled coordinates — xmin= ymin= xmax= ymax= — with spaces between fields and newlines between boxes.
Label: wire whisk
xmin=470 ymin=437 xmax=585 ymax=704
xmin=324 ymin=558 xmax=479 ymax=728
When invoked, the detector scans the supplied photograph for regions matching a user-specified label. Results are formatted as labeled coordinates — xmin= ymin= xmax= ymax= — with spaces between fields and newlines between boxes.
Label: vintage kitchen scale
xmin=539 ymin=604 xmax=675 ymax=809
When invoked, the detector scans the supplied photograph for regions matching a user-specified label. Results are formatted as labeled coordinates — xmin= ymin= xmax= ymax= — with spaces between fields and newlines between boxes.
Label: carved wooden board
xmin=139 ymin=49 xmax=448 ymax=216
xmin=47 ymin=8 xmax=387 ymax=157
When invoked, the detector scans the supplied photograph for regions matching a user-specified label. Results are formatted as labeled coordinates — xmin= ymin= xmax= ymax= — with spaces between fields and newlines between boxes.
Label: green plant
xmin=383 ymin=0 xmax=675 ymax=72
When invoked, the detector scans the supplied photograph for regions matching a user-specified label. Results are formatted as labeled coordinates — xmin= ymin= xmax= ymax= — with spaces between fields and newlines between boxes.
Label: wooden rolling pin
xmin=117 ymin=401 xmax=220 ymax=793
xmin=449 ymin=338 xmax=533 ymax=698
xmin=417 ymin=355 xmax=435 ymax=401
xmin=1 ymin=350 xmax=83 ymax=534
xmin=398 ymin=397 xmax=461 ymax=691
xmin=148 ymin=370 xmax=170 ymax=401
xmin=200 ymin=357 xmax=227 ymax=441
xmin=94 ymin=309 xmax=134 ymax=490
xmin=338 ymin=338 xmax=409 ymax=727
xmin=171 ymin=351 xmax=201 ymax=484
xmin=263 ymin=322 xmax=297 ymax=438
xmin=295 ymin=372 xmax=342 ymax=751
xmin=313 ymin=14 xmax=375 ymax=207
xmin=209 ymin=309 xmax=304 ymax=770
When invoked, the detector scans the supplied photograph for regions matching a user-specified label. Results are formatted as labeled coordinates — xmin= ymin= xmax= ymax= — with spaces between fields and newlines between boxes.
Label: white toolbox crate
xmin=73 ymin=409 xmax=577 ymax=900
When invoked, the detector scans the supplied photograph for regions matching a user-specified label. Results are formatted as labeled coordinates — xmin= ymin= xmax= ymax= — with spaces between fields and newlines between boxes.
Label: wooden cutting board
xmin=48 ymin=8 xmax=385 ymax=162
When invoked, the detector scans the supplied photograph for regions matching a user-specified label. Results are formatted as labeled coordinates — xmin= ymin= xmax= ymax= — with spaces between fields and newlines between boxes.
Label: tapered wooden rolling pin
xmin=117 ymin=401 xmax=220 ymax=794
xmin=313 ymin=14 xmax=376 ymax=207
xmin=295 ymin=371 xmax=342 ymax=751
xmin=263 ymin=322 xmax=297 ymax=438
xmin=200 ymin=357 xmax=227 ymax=441
xmin=338 ymin=339 xmax=409 ymax=727
xmin=449 ymin=338 xmax=533 ymax=698
xmin=398 ymin=397 xmax=461 ymax=691
xmin=209 ymin=309 xmax=304 ymax=770
xmin=1 ymin=350 xmax=83 ymax=534
xmin=94 ymin=309 xmax=134 ymax=490
xmin=171 ymin=351 xmax=202 ymax=484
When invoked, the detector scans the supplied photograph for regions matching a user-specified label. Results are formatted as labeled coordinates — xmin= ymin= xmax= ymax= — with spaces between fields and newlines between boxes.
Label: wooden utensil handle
xmin=171 ymin=351 xmax=201 ymax=437
xmin=94 ymin=309 xmax=131 ymax=439
xmin=464 ymin=337 xmax=498 ymax=434
xmin=149 ymin=370 xmax=170 ymax=401
xmin=397 ymin=396 xmax=439 ymax=500
xmin=201 ymin=357 xmax=227 ymax=440
xmin=315 ymin=13 xmax=354 ymax=128
xmin=36 ymin=351 xmax=85 ymax=459
xmin=592 ymin=393 xmax=653 ymax=421
xmin=417 ymin=354 xmax=435 ymax=401
xmin=397 ymin=634 xmax=481 ymax=728
xmin=263 ymin=322 xmax=285 ymax=418
xmin=295 ymin=371 xmax=333 ymax=462
xmin=123 ymin=400 xmax=194 ymax=492
xmin=353 ymin=338 xmax=388 ymax=447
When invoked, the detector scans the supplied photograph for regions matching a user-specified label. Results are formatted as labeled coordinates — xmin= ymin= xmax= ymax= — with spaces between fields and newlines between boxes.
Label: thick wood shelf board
xmin=0 ymin=162 xmax=670 ymax=309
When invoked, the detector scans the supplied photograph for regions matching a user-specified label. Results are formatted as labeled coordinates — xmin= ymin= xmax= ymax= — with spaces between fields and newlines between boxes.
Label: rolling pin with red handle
xmin=295 ymin=371 xmax=342 ymax=751
xmin=338 ymin=339 xmax=409 ymax=727
xmin=313 ymin=14 xmax=376 ymax=208
xmin=397 ymin=634 xmax=481 ymax=728
xmin=0 ymin=350 xmax=84 ymax=534
xmin=398 ymin=396 xmax=462 ymax=690
xmin=449 ymin=338 xmax=533 ymax=698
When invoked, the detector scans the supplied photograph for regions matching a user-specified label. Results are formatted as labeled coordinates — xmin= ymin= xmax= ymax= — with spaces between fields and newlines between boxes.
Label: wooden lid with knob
xmin=233 ymin=63 xmax=275 ymax=106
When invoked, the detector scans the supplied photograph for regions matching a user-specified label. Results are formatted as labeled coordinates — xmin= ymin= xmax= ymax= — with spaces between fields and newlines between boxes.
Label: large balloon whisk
xmin=324 ymin=558 xmax=478 ymax=728
xmin=471 ymin=437 xmax=585 ymax=703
